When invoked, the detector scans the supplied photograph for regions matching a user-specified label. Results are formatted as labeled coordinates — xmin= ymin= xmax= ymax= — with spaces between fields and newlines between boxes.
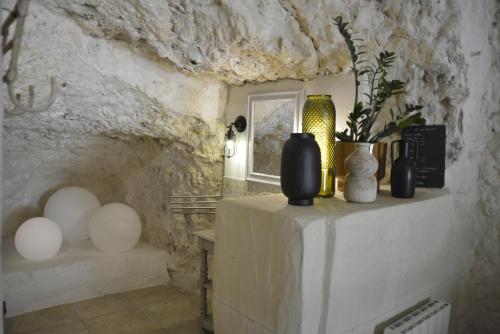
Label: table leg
xmin=200 ymin=247 xmax=208 ymax=319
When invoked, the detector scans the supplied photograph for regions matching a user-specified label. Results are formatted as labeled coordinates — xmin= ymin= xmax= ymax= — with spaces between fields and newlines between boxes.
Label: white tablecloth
xmin=213 ymin=188 xmax=459 ymax=334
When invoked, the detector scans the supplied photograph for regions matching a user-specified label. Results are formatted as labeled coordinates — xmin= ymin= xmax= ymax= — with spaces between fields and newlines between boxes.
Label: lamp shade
xmin=89 ymin=203 xmax=142 ymax=253
xmin=224 ymin=136 xmax=236 ymax=158
xmin=15 ymin=217 xmax=63 ymax=260
xmin=223 ymin=115 xmax=246 ymax=158
xmin=302 ymin=95 xmax=336 ymax=197
xmin=44 ymin=186 xmax=101 ymax=243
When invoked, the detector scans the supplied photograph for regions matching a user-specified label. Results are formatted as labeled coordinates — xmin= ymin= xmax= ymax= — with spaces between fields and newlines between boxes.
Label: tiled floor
xmin=5 ymin=285 xmax=203 ymax=334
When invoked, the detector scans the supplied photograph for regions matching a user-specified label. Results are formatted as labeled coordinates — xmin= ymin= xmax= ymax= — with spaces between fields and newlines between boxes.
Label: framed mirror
xmin=246 ymin=91 xmax=303 ymax=185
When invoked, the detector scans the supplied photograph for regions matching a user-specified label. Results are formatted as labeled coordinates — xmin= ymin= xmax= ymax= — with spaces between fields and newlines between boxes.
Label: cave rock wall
xmin=1 ymin=0 xmax=499 ymax=331
xmin=2 ymin=0 xmax=227 ymax=285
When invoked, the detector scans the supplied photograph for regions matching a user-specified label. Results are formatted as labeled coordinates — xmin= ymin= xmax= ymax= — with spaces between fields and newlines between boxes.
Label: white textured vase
xmin=343 ymin=143 xmax=378 ymax=203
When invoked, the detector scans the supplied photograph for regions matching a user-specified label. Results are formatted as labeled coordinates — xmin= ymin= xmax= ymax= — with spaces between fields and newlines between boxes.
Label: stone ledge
xmin=2 ymin=238 xmax=170 ymax=317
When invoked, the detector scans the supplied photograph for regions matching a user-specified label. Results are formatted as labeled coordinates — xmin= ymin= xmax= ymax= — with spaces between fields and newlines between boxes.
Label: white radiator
xmin=384 ymin=299 xmax=451 ymax=334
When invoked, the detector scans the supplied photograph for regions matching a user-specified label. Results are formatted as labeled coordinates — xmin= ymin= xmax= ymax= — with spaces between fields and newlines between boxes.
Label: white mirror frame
xmin=246 ymin=91 xmax=304 ymax=185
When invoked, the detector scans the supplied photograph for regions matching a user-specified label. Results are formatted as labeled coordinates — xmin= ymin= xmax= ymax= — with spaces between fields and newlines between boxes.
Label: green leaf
xmin=333 ymin=16 xmax=427 ymax=142
xmin=397 ymin=113 xmax=426 ymax=128
xmin=370 ymin=121 xmax=399 ymax=141
xmin=335 ymin=129 xmax=352 ymax=142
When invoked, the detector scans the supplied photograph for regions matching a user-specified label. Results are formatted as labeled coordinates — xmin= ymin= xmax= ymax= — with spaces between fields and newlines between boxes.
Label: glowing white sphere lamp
xmin=44 ymin=186 xmax=101 ymax=243
xmin=89 ymin=203 xmax=142 ymax=253
xmin=15 ymin=217 xmax=63 ymax=260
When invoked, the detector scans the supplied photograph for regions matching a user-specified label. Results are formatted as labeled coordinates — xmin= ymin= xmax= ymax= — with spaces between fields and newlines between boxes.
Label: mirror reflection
xmin=247 ymin=92 xmax=302 ymax=184
xmin=253 ymin=99 xmax=295 ymax=175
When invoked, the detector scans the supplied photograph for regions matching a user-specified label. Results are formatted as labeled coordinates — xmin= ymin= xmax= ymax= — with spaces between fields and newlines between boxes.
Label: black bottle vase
xmin=281 ymin=133 xmax=321 ymax=206
xmin=390 ymin=140 xmax=418 ymax=198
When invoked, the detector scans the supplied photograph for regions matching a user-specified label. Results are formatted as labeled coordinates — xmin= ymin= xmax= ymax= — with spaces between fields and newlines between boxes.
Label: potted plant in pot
xmin=333 ymin=16 xmax=425 ymax=202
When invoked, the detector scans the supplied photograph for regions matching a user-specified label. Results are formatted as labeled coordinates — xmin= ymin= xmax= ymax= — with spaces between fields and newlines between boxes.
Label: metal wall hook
xmin=6 ymin=77 xmax=57 ymax=114
xmin=2 ymin=0 xmax=57 ymax=114
xmin=5 ymin=89 xmax=26 ymax=115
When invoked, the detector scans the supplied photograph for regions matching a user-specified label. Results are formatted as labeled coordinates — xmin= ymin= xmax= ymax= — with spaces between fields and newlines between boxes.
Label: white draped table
xmin=213 ymin=188 xmax=460 ymax=334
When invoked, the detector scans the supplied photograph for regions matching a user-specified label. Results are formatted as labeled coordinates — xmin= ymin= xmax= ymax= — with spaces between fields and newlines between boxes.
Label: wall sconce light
xmin=224 ymin=115 xmax=247 ymax=158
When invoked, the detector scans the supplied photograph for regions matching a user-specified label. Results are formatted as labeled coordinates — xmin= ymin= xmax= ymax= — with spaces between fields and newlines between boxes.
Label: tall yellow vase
xmin=302 ymin=95 xmax=336 ymax=197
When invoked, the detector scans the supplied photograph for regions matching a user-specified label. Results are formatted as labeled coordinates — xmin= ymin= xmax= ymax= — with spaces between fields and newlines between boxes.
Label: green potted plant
xmin=333 ymin=16 xmax=426 ymax=195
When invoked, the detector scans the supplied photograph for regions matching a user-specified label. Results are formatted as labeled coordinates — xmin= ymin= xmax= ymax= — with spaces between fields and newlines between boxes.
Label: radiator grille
xmin=384 ymin=299 xmax=450 ymax=334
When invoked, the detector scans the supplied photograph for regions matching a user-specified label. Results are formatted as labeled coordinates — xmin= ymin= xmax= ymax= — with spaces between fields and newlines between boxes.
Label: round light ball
xmin=89 ymin=203 xmax=142 ymax=253
xmin=15 ymin=217 xmax=63 ymax=260
xmin=44 ymin=187 xmax=101 ymax=243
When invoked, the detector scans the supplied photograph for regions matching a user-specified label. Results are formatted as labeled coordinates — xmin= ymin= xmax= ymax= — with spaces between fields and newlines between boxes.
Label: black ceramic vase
xmin=281 ymin=133 xmax=321 ymax=206
xmin=391 ymin=140 xmax=418 ymax=198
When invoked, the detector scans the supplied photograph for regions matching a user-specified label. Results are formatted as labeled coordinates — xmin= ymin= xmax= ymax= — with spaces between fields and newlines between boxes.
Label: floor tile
xmin=72 ymin=293 xmax=134 ymax=320
xmin=29 ymin=321 xmax=90 ymax=334
xmin=150 ymin=319 xmax=202 ymax=334
xmin=6 ymin=304 xmax=79 ymax=334
xmin=125 ymin=284 xmax=182 ymax=308
xmin=141 ymin=296 xmax=199 ymax=330
xmin=83 ymin=310 xmax=161 ymax=334
xmin=6 ymin=284 xmax=204 ymax=334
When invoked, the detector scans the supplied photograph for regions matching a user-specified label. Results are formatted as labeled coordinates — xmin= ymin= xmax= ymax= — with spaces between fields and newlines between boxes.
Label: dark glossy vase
xmin=391 ymin=140 xmax=418 ymax=198
xmin=281 ymin=133 xmax=321 ymax=206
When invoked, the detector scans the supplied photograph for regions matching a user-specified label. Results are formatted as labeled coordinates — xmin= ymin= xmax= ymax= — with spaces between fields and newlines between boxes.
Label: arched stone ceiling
xmin=37 ymin=0 xmax=473 ymax=162
xmin=40 ymin=0 xmax=390 ymax=84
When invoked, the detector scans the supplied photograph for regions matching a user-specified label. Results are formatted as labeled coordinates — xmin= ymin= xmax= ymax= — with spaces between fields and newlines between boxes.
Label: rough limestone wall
xmin=454 ymin=1 xmax=500 ymax=332
xmin=2 ymin=0 xmax=499 ymax=331
xmin=2 ymin=1 xmax=227 ymax=287
xmin=40 ymin=0 xmax=474 ymax=167
xmin=41 ymin=0 xmax=319 ymax=85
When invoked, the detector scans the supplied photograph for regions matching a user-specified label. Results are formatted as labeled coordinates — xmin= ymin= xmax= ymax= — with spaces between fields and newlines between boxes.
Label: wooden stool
xmin=194 ymin=229 xmax=215 ymax=333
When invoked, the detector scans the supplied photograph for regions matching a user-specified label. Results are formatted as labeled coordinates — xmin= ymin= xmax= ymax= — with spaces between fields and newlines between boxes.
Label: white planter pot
xmin=343 ymin=142 xmax=378 ymax=203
